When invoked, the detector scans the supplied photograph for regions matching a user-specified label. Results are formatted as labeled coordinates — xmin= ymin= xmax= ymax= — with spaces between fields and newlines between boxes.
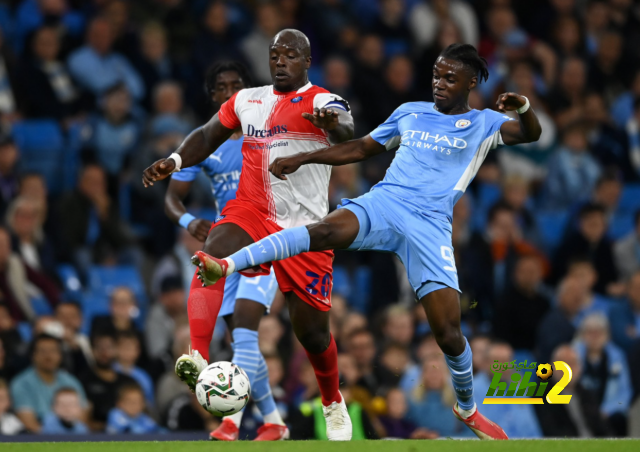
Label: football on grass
xmin=195 ymin=361 xmax=251 ymax=416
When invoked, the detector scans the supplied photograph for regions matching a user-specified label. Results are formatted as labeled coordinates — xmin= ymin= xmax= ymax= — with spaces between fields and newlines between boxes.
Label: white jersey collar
xmin=297 ymin=82 xmax=313 ymax=93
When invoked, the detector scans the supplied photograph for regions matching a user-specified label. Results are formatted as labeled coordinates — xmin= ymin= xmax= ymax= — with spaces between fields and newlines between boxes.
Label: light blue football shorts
xmin=218 ymin=271 xmax=278 ymax=317
xmin=338 ymin=189 xmax=460 ymax=300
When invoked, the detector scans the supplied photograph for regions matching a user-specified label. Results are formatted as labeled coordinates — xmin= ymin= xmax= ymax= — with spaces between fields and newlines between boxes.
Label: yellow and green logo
xmin=482 ymin=360 xmax=572 ymax=405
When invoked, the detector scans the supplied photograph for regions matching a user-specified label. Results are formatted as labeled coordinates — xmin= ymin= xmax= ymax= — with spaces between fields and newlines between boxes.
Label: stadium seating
xmin=536 ymin=211 xmax=570 ymax=252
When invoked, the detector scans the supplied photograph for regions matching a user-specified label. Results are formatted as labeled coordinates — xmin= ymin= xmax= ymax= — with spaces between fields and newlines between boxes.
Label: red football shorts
xmin=210 ymin=199 xmax=334 ymax=311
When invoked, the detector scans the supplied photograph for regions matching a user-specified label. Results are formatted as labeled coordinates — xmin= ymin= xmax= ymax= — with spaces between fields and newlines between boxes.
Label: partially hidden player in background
xmin=164 ymin=61 xmax=286 ymax=441
xmin=190 ymin=43 xmax=543 ymax=440
xmin=142 ymin=30 xmax=355 ymax=440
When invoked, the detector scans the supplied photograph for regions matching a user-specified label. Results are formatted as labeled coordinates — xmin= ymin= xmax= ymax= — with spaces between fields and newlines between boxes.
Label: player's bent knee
xmin=434 ymin=327 xmax=465 ymax=356
xmin=296 ymin=330 xmax=331 ymax=355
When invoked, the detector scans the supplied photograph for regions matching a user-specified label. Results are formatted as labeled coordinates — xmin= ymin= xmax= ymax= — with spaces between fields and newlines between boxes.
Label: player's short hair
xmin=439 ymin=43 xmax=489 ymax=84
xmin=204 ymin=61 xmax=253 ymax=95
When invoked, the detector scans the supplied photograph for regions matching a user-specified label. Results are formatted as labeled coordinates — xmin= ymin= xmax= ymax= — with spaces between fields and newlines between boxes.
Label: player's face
xmin=211 ymin=71 xmax=244 ymax=105
xmin=269 ymin=41 xmax=310 ymax=92
xmin=432 ymin=57 xmax=476 ymax=112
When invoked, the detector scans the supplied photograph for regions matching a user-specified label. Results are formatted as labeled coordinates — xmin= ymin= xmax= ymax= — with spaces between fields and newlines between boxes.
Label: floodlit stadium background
xmin=0 ymin=0 xmax=640 ymax=441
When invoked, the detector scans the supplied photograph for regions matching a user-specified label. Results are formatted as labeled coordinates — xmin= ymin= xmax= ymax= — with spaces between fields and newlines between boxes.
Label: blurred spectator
xmin=535 ymin=344 xmax=613 ymax=437
xmin=548 ymin=57 xmax=588 ymax=129
xmin=114 ymin=331 xmax=154 ymax=406
xmin=132 ymin=23 xmax=179 ymax=111
xmin=0 ymin=27 xmax=25 ymax=125
xmin=493 ymin=254 xmax=551 ymax=351
xmin=68 ymin=17 xmax=144 ymax=101
xmin=536 ymin=276 xmax=583 ymax=363
xmin=463 ymin=202 xmax=546 ymax=323
xmin=258 ymin=315 xmax=285 ymax=357
xmin=55 ymin=164 xmax=134 ymax=272
xmin=378 ymin=387 xmax=436 ymax=439
xmin=588 ymin=31 xmax=625 ymax=102
xmin=410 ymin=0 xmax=478 ymax=50
xmin=55 ymin=302 xmax=92 ymax=375
xmin=583 ymin=94 xmax=631 ymax=180
xmin=564 ymin=260 xmax=613 ymax=318
xmin=584 ymin=0 xmax=611 ymax=57
xmin=370 ymin=0 xmax=412 ymax=55
xmin=241 ymin=3 xmax=282 ymax=86
xmin=18 ymin=173 xmax=48 ymax=226
xmin=156 ymin=326 xmax=191 ymax=418
xmin=149 ymin=81 xmax=194 ymax=134
xmin=381 ymin=306 xmax=414 ymax=348
xmin=41 ymin=387 xmax=89 ymax=434
xmin=498 ymin=175 xmax=541 ymax=246
xmin=145 ymin=276 xmax=186 ymax=367
xmin=14 ymin=0 xmax=84 ymax=56
xmin=542 ymin=124 xmax=601 ymax=210
xmin=406 ymin=355 xmax=468 ymax=437
xmin=164 ymin=391 xmax=215 ymax=432
xmin=0 ymin=378 xmax=24 ymax=435
xmin=352 ymin=34 xmax=387 ymax=133
xmin=590 ymin=173 xmax=622 ymax=221
xmin=0 ymin=137 xmax=19 ymax=217
xmin=0 ymin=304 xmax=26 ymax=369
xmin=87 ymin=83 xmax=142 ymax=180
xmin=6 ymin=196 xmax=55 ymax=272
xmin=627 ymin=98 xmax=640 ymax=178
xmin=151 ymin=228 xmax=202 ymax=300
xmin=0 ymin=226 xmax=59 ymax=322
xmin=10 ymin=334 xmax=86 ymax=433
xmin=609 ymin=271 xmax=640 ymax=352
xmin=552 ymin=204 xmax=619 ymax=295
xmin=193 ymin=2 xmax=243 ymax=82
xmin=102 ymin=0 xmax=138 ymax=60
xmin=473 ymin=341 xmax=543 ymax=438
xmin=615 ymin=212 xmax=640 ymax=282
xmin=106 ymin=383 xmax=160 ymax=434
xmin=574 ymin=313 xmax=632 ymax=435
xmin=20 ymin=25 xmax=82 ymax=122
xmin=81 ymin=331 xmax=136 ymax=431
xmin=344 ymin=328 xmax=379 ymax=395
xmin=550 ymin=15 xmax=585 ymax=59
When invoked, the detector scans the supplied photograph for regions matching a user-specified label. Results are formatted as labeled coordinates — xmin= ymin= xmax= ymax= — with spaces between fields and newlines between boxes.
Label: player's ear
xmin=305 ymin=55 xmax=311 ymax=69
xmin=468 ymin=76 xmax=477 ymax=91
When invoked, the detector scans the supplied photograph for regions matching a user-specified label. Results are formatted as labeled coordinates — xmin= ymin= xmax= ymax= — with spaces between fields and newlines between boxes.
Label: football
xmin=195 ymin=361 xmax=251 ymax=417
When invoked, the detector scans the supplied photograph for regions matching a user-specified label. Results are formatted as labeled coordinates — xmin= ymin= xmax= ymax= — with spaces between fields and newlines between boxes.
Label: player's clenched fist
xmin=187 ymin=219 xmax=212 ymax=242
xmin=495 ymin=92 xmax=527 ymax=112
xmin=142 ymin=158 xmax=176 ymax=187
xmin=269 ymin=155 xmax=304 ymax=180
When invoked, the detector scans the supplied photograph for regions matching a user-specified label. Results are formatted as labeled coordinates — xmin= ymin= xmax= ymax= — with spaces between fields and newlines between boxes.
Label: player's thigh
xmin=285 ymin=291 xmax=331 ymax=354
xmin=307 ymin=208 xmax=361 ymax=251
xmin=204 ymin=222 xmax=254 ymax=258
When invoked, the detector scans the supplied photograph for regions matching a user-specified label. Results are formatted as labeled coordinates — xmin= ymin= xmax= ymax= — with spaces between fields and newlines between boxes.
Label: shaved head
xmin=268 ymin=28 xmax=311 ymax=92
xmin=270 ymin=29 xmax=311 ymax=58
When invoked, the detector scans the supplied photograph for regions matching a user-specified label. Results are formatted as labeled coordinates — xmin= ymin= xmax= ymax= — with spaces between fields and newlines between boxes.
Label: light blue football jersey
xmin=369 ymin=102 xmax=513 ymax=223
xmin=171 ymin=136 xmax=243 ymax=216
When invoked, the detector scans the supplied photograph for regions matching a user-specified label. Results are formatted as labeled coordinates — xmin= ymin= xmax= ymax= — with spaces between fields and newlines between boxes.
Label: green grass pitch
xmin=3 ymin=440 xmax=640 ymax=452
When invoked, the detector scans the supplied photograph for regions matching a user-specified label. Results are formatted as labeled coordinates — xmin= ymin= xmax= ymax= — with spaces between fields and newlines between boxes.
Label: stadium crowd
xmin=0 ymin=0 xmax=640 ymax=440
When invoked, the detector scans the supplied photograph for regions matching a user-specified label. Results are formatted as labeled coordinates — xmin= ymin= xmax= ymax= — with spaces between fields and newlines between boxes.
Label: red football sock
xmin=187 ymin=269 xmax=226 ymax=362
xmin=305 ymin=335 xmax=341 ymax=406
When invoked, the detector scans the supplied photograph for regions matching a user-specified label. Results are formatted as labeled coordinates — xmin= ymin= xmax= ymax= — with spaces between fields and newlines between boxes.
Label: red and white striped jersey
xmin=218 ymin=82 xmax=350 ymax=228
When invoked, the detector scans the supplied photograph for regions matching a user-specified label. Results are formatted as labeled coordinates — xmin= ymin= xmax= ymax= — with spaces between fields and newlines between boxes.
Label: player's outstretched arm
xmin=302 ymin=108 xmax=354 ymax=144
xmin=269 ymin=135 xmax=386 ymax=180
xmin=496 ymin=92 xmax=542 ymax=146
xmin=165 ymin=179 xmax=211 ymax=242
xmin=142 ymin=114 xmax=235 ymax=187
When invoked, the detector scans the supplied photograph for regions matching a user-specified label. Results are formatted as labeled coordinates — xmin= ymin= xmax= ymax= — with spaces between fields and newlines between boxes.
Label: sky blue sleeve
xmin=484 ymin=109 xmax=515 ymax=141
xmin=171 ymin=162 xmax=202 ymax=182
xmin=9 ymin=377 xmax=34 ymax=411
xmin=369 ymin=106 xmax=403 ymax=148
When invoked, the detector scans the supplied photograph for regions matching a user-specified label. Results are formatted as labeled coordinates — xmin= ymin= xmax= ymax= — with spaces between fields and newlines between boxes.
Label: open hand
xmin=269 ymin=155 xmax=303 ymax=180
xmin=496 ymin=92 xmax=527 ymax=113
xmin=187 ymin=219 xmax=212 ymax=242
xmin=302 ymin=107 xmax=340 ymax=130
xmin=142 ymin=158 xmax=176 ymax=187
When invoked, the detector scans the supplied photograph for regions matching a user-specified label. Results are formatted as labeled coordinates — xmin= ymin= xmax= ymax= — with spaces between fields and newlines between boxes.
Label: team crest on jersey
xmin=291 ymin=96 xmax=303 ymax=103
xmin=455 ymin=119 xmax=471 ymax=128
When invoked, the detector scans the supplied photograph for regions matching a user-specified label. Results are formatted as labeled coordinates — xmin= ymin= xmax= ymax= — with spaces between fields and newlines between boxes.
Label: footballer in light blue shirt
xmin=195 ymin=43 xmax=543 ymax=441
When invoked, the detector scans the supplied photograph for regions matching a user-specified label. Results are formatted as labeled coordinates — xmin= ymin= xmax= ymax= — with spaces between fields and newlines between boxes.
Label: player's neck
xmin=274 ymin=77 xmax=309 ymax=94
xmin=434 ymin=102 xmax=472 ymax=115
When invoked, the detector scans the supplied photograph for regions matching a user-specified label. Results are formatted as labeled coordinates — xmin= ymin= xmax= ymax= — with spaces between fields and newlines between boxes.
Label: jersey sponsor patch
xmin=455 ymin=119 xmax=472 ymax=128
xmin=291 ymin=96 xmax=303 ymax=103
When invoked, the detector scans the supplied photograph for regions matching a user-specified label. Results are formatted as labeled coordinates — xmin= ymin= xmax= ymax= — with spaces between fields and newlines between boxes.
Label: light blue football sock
xmin=227 ymin=226 xmax=310 ymax=272
xmin=444 ymin=337 xmax=475 ymax=411
xmin=231 ymin=328 xmax=278 ymax=418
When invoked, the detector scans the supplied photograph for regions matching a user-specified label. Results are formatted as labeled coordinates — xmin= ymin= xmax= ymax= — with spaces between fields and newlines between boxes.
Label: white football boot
xmin=322 ymin=391 xmax=352 ymax=441
xmin=175 ymin=348 xmax=208 ymax=392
